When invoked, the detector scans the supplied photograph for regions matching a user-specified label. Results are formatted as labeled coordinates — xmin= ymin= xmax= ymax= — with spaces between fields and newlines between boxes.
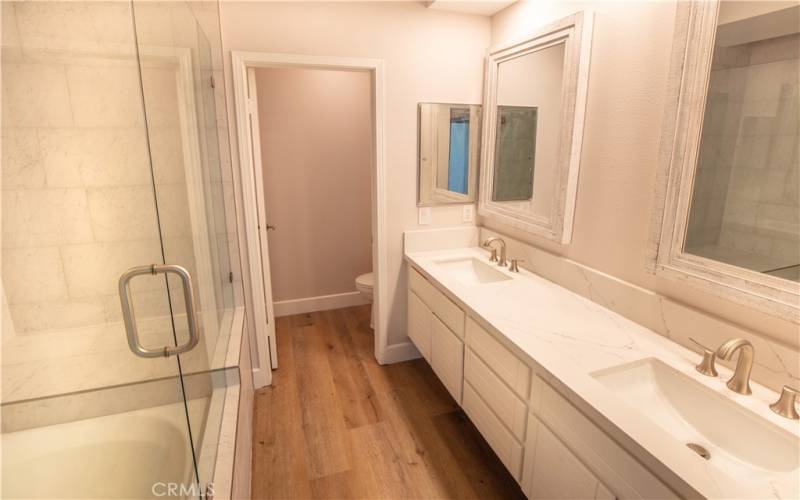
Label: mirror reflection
xmin=418 ymin=103 xmax=481 ymax=205
xmin=491 ymin=42 xmax=565 ymax=218
xmin=493 ymin=106 xmax=537 ymax=201
xmin=684 ymin=1 xmax=799 ymax=282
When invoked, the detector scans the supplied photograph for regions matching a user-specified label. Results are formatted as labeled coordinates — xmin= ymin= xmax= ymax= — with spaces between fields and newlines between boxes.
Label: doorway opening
xmin=255 ymin=66 xmax=373 ymax=320
xmin=232 ymin=53 xmax=387 ymax=387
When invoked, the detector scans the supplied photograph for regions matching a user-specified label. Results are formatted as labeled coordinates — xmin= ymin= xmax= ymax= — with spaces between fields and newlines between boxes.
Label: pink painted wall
xmin=255 ymin=67 xmax=372 ymax=302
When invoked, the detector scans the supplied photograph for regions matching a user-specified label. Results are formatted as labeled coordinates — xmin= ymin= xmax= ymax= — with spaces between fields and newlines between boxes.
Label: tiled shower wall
xmin=1 ymin=1 xmax=238 ymax=336
xmin=687 ymin=33 xmax=800 ymax=275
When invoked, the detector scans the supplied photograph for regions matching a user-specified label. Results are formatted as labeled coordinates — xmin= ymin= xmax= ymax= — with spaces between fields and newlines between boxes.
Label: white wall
xmin=220 ymin=2 xmax=490 ymax=349
xmin=488 ymin=1 xmax=798 ymax=350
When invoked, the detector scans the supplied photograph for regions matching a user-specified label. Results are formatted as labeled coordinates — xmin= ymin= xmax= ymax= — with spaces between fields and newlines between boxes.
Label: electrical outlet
xmin=462 ymin=205 xmax=474 ymax=223
xmin=418 ymin=207 xmax=431 ymax=225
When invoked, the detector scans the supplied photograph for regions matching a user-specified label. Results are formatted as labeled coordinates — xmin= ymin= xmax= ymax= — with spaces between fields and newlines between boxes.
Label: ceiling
xmin=424 ymin=0 xmax=517 ymax=17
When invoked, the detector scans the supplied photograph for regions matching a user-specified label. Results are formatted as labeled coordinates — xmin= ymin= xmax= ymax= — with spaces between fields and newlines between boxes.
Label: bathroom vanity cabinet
xmin=407 ymin=267 xmax=465 ymax=403
xmin=406 ymin=266 xmax=677 ymax=499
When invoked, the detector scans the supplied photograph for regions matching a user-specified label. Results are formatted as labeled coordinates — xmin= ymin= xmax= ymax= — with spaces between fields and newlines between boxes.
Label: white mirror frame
xmin=478 ymin=11 xmax=593 ymax=244
xmin=649 ymin=0 xmax=799 ymax=322
xmin=417 ymin=103 xmax=481 ymax=206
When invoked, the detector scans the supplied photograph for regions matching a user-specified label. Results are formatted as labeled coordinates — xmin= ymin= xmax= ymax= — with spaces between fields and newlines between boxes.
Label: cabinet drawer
xmin=462 ymin=382 xmax=524 ymax=481
xmin=464 ymin=348 xmax=527 ymax=440
xmin=536 ymin=380 xmax=677 ymax=499
xmin=465 ymin=317 xmax=529 ymax=398
xmin=408 ymin=267 xmax=464 ymax=338
xmin=524 ymin=415 xmax=614 ymax=500
xmin=407 ymin=290 xmax=431 ymax=360
xmin=430 ymin=315 xmax=464 ymax=404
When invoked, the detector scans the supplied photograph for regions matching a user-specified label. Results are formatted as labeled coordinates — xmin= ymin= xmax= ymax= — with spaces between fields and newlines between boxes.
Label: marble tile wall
xmin=1 ymin=0 xmax=246 ymax=413
xmin=2 ymin=50 xmax=164 ymax=334
xmin=1 ymin=60 xmax=195 ymax=335
xmin=0 ymin=1 xmax=241 ymax=339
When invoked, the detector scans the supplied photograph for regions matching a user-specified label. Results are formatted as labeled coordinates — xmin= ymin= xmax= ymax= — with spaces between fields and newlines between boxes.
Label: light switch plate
xmin=418 ymin=207 xmax=431 ymax=225
xmin=462 ymin=205 xmax=474 ymax=223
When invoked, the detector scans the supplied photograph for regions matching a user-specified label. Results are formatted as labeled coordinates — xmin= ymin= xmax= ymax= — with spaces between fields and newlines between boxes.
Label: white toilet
xmin=355 ymin=272 xmax=374 ymax=329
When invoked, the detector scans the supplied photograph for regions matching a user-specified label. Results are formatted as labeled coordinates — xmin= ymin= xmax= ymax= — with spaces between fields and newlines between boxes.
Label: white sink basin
xmin=592 ymin=358 xmax=799 ymax=480
xmin=433 ymin=257 xmax=512 ymax=286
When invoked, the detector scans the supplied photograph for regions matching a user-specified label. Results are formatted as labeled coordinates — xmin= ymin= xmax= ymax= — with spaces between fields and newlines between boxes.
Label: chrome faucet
xmin=716 ymin=338 xmax=754 ymax=395
xmin=482 ymin=237 xmax=507 ymax=267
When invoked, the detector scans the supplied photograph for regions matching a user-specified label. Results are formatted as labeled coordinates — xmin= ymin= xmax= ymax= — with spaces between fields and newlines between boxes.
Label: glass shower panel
xmin=131 ymin=0 xmax=237 ymax=488
xmin=1 ymin=1 xmax=202 ymax=497
xmin=133 ymin=1 xmax=229 ymax=373
xmin=192 ymin=18 xmax=238 ymax=488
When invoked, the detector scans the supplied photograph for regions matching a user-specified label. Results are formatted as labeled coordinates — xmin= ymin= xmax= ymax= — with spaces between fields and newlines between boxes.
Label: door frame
xmin=231 ymin=51 xmax=388 ymax=387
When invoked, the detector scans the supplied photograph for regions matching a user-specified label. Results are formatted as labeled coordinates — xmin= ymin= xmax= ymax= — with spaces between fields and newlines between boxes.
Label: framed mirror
xmin=651 ymin=0 xmax=799 ymax=321
xmin=418 ymin=103 xmax=481 ymax=206
xmin=478 ymin=12 xmax=593 ymax=244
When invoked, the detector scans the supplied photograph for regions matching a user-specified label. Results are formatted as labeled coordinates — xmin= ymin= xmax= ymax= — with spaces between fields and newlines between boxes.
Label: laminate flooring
xmin=251 ymin=305 xmax=525 ymax=499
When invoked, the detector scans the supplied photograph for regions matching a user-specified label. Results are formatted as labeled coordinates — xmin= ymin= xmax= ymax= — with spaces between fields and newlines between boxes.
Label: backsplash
xmin=480 ymin=227 xmax=799 ymax=392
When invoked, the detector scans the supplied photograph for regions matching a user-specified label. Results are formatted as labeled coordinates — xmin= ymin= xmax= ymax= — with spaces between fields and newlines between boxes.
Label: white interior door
xmin=246 ymin=67 xmax=279 ymax=370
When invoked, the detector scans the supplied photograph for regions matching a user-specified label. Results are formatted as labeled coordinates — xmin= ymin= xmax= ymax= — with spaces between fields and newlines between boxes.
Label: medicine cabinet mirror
xmin=651 ymin=0 xmax=799 ymax=321
xmin=478 ymin=12 xmax=593 ymax=244
xmin=417 ymin=103 xmax=481 ymax=206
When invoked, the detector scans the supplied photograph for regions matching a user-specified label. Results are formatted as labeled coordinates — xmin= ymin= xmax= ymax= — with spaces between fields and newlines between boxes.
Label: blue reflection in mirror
xmin=447 ymin=108 xmax=470 ymax=195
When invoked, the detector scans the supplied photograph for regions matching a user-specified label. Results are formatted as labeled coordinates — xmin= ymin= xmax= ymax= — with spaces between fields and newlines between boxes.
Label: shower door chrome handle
xmin=119 ymin=264 xmax=200 ymax=358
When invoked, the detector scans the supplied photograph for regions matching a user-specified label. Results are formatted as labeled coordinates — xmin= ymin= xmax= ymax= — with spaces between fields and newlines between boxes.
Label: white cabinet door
xmin=407 ymin=290 xmax=431 ymax=360
xmin=524 ymin=415 xmax=615 ymax=500
xmin=430 ymin=315 xmax=464 ymax=403
xmin=534 ymin=380 xmax=677 ymax=499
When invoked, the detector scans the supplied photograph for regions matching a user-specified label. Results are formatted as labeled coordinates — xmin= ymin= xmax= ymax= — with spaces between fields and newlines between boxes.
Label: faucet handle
xmin=689 ymin=337 xmax=718 ymax=377
xmin=509 ymin=258 xmax=524 ymax=273
xmin=770 ymin=386 xmax=800 ymax=420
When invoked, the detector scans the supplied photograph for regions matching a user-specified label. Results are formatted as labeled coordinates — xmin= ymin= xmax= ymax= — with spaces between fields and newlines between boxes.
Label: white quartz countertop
xmin=405 ymin=247 xmax=800 ymax=500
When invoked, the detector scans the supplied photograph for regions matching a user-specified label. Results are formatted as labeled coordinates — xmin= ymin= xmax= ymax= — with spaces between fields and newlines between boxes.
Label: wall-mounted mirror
xmin=652 ymin=0 xmax=799 ymax=321
xmin=418 ymin=103 xmax=481 ymax=206
xmin=478 ymin=12 xmax=592 ymax=244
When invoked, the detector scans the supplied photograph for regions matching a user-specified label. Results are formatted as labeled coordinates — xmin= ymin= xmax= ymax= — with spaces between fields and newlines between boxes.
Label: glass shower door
xmin=1 ymin=1 xmax=207 ymax=498
xmin=131 ymin=0 xmax=237 ymax=492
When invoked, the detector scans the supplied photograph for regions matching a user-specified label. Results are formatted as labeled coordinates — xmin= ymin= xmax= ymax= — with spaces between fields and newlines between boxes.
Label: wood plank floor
xmin=251 ymin=305 xmax=526 ymax=499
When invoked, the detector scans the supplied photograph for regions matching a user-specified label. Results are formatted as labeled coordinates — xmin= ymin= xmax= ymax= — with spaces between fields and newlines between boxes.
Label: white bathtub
xmin=1 ymin=401 xmax=201 ymax=499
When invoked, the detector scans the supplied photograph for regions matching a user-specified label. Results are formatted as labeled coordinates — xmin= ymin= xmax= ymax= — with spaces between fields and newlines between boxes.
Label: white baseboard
xmin=379 ymin=341 xmax=421 ymax=365
xmin=273 ymin=291 xmax=369 ymax=317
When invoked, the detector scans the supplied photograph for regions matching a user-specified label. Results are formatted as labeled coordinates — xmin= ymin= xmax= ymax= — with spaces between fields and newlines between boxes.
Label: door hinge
xmin=210 ymin=75 xmax=216 ymax=89
xmin=228 ymin=271 xmax=234 ymax=283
